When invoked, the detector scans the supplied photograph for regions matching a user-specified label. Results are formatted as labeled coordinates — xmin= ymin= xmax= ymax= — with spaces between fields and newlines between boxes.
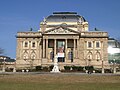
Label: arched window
xmin=31 ymin=52 xmax=36 ymax=60
xmin=96 ymin=52 xmax=101 ymax=61
xmin=68 ymin=51 xmax=73 ymax=62
xmin=87 ymin=52 xmax=92 ymax=60
xmin=23 ymin=52 xmax=29 ymax=60
xmin=86 ymin=52 xmax=93 ymax=66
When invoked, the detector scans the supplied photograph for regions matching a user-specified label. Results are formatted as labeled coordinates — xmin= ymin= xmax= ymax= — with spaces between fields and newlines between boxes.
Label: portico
xmin=42 ymin=34 xmax=80 ymax=64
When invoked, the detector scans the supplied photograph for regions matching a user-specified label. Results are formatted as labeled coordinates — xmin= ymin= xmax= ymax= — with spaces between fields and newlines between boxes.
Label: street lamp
xmin=2 ymin=57 xmax=6 ymax=72
xmin=113 ymin=59 xmax=116 ymax=74
xmin=101 ymin=59 xmax=104 ymax=74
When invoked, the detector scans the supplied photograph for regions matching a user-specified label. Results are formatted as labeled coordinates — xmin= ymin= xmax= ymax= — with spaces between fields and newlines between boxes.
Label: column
xmin=93 ymin=41 xmax=95 ymax=61
xmin=65 ymin=39 xmax=67 ymax=61
xmin=39 ymin=39 xmax=42 ymax=60
xmin=46 ymin=39 xmax=48 ymax=59
xmin=54 ymin=39 xmax=56 ymax=57
xmin=77 ymin=39 xmax=79 ymax=59
xmin=43 ymin=39 xmax=45 ymax=58
xmin=74 ymin=39 xmax=76 ymax=58
xmin=39 ymin=40 xmax=42 ymax=64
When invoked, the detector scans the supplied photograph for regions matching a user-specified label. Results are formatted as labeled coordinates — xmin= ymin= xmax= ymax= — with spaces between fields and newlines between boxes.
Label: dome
xmin=45 ymin=12 xmax=86 ymax=23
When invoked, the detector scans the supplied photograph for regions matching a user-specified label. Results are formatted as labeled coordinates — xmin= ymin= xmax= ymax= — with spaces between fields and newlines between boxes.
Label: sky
xmin=0 ymin=0 xmax=120 ymax=58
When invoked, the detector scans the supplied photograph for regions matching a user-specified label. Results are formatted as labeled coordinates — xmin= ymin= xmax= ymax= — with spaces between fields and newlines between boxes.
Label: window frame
xmin=31 ymin=41 xmax=37 ymax=49
xmin=95 ymin=41 xmax=101 ymax=48
xmin=23 ymin=41 xmax=29 ymax=49
xmin=87 ymin=41 xmax=93 ymax=48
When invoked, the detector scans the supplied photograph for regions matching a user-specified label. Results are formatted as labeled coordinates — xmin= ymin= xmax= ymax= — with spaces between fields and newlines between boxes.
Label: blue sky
xmin=0 ymin=0 xmax=120 ymax=58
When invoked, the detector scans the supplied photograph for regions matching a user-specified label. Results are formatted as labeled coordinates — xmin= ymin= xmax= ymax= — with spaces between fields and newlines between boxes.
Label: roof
xmin=45 ymin=12 xmax=86 ymax=22
xmin=0 ymin=56 xmax=15 ymax=62
xmin=0 ymin=58 xmax=15 ymax=62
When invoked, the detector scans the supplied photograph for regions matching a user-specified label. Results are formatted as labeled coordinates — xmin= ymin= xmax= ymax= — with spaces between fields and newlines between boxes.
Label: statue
xmin=50 ymin=55 xmax=60 ymax=73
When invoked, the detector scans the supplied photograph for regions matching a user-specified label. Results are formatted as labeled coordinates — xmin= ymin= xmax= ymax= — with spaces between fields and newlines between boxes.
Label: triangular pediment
xmin=44 ymin=26 xmax=80 ymax=34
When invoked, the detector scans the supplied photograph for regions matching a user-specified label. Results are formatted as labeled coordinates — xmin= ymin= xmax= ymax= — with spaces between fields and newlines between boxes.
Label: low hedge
xmin=85 ymin=66 xmax=94 ymax=71
xmin=72 ymin=66 xmax=84 ymax=71
xmin=36 ymin=66 xmax=42 ymax=71
xmin=64 ymin=66 xmax=71 ymax=71
xmin=49 ymin=65 xmax=54 ymax=71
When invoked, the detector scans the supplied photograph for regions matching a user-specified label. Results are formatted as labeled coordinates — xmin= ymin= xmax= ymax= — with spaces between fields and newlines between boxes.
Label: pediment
xmin=44 ymin=26 xmax=80 ymax=34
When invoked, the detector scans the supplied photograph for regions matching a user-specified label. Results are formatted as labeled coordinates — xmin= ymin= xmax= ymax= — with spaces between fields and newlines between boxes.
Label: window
xmin=24 ymin=42 xmax=28 ymax=47
xmin=88 ymin=42 xmax=92 ymax=48
xmin=32 ymin=42 xmax=35 ymax=47
xmin=48 ymin=40 xmax=54 ymax=48
xmin=87 ymin=52 xmax=92 ymax=60
xmin=96 ymin=52 xmax=100 ymax=61
xmin=31 ymin=53 xmax=36 ymax=60
xmin=57 ymin=40 xmax=65 ymax=53
xmin=23 ymin=52 xmax=29 ymax=60
xmin=67 ymin=39 xmax=73 ymax=48
xmin=96 ymin=41 xmax=100 ymax=48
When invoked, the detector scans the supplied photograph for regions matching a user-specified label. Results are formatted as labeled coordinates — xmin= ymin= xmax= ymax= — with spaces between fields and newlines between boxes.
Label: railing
xmin=81 ymin=32 xmax=108 ymax=37
xmin=17 ymin=32 xmax=42 ymax=37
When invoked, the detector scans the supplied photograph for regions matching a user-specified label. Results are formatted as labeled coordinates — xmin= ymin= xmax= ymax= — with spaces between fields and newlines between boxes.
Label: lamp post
xmin=102 ymin=60 xmax=104 ymax=74
xmin=113 ymin=59 xmax=116 ymax=74
xmin=2 ymin=57 xmax=6 ymax=72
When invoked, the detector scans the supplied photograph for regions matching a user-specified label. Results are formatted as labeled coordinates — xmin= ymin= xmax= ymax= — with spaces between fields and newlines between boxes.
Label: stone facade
xmin=16 ymin=12 xmax=108 ymax=69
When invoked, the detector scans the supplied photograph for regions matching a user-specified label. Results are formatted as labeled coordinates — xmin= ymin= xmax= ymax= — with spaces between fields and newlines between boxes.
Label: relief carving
xmin=47 ymin=27 xmax=77 ymax=34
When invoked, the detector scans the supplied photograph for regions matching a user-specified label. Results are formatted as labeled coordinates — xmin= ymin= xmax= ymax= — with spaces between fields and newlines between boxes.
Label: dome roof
xmin=45 ymin=12 xmax=86 ymax=23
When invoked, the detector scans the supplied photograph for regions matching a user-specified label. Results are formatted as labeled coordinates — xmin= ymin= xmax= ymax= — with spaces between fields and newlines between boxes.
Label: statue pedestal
xmin=51 ymin=55 xmax=60 ymax=73
xmin=51 ymin=64 xmax=60 ymax=73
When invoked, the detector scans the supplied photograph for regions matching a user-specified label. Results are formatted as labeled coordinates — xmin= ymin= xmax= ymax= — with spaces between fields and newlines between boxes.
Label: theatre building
xmin=16 ymin=12 xmax=108 ymax=69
